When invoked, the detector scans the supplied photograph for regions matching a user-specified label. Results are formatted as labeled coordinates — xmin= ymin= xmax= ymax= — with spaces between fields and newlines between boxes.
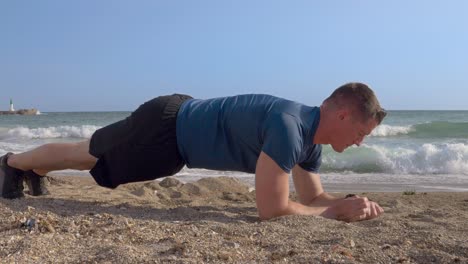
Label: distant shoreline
xmin=0 ymin=109 xmax=39 ymax=115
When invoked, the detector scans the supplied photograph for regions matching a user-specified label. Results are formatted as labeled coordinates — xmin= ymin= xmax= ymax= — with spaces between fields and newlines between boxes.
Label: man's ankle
xmin=6 ymin=154 xmax=26 ymax=172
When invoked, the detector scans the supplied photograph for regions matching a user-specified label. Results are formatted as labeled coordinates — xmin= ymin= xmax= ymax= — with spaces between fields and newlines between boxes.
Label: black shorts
xmin=89 ymin=94 xmax=193 ymax=188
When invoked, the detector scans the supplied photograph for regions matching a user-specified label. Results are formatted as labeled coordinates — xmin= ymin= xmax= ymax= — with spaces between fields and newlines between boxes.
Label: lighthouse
xmin=9 ymin=98 xmax=15 ymax=112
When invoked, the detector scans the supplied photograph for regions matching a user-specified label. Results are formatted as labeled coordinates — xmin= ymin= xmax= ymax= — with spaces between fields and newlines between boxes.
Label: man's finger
xmin=354 ymin=207 xmax=370 ymax=220
xmin=369 ymin=204 xmax=379 ymax=218
xmin=377 ymin=204 xmax=384 ymax=214
xmin=347 ymin=197 xmax=369 ymax=210
xmin=372 ymin=202 xmax=384 ymax=215
xmin=349 ymin=213 xmax=367 ymax=222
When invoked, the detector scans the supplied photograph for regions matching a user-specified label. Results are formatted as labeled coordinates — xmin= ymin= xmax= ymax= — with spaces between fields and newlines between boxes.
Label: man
xmin=1 ymin=82 xmax=386 ymax=222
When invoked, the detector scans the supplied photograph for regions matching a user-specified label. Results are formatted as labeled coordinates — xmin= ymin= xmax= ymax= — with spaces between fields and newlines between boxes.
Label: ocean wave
xmin=1 ymin=125 xmax=101 ymax=140
xmin=370 ymin=124 xmax=413 ymax=137
xmin=322 ymin=143 xmax=468 ymax=175
xmin=372 ymin=121 xmax=468 ymax=138
xmin=0 ymin=142 xmax=35 ymax=155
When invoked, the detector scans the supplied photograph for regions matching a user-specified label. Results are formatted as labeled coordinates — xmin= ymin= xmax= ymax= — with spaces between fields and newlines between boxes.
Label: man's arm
xmin=255 ymin=152 xmax=329 ymax=220
xmin=292 ymin=165 xmax=339 ymax=206
xmin=255 ymin=152 xmax=379 ymax=221
xmin=292 ymin=164 xmax=384 ymax=221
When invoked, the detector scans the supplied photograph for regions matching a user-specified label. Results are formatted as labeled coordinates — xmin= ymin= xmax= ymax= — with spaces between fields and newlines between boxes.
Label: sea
xmin=1 ymin=110 xmax=468 ymax=192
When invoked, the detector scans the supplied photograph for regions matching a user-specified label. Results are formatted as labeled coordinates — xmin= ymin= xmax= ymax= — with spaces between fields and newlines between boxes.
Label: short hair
xmin=323 ymin=82 xmax=387 ymax=124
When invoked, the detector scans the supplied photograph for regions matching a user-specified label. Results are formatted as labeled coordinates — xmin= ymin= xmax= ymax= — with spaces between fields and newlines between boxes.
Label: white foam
xmin=323 ymin=143 xmax=468 ymax=175
xmin=0 ymin=141 xmax=36 ymax=155
xmin=4 ymin=125 xmax=101 ymax=140
xmin=370 ymin=124 xmax=413 ymax=137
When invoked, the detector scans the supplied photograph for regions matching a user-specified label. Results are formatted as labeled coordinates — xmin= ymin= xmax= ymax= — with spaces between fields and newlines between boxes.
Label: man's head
xmin=321 ymin=82 xmax=386 ymax=152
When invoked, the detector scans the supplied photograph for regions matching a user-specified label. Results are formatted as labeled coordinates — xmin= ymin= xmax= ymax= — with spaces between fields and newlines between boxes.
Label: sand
xmin=1 ymin=175 xmax=467 ymax=263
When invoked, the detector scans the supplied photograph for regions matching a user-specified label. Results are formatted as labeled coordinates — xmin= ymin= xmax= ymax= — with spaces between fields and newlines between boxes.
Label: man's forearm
xmin=307 ymin=192 xmax=343 ymax=207
xmin=280 ymin=200 xmax=329 ymax=218
xmin=270 ymin=198 xmax=343 ymax=220
xmin=272 ymin=193 xmax=342 ymax=218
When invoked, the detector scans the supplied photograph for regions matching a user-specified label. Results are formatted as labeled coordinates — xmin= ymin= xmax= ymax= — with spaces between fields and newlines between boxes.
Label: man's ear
xmin=337 ymin=109 xmax=349 ymax=121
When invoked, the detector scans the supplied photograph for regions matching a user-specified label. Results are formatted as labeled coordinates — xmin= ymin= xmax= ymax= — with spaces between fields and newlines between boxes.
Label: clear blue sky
xmin=1 ymin=1 xmax=467 ymax=111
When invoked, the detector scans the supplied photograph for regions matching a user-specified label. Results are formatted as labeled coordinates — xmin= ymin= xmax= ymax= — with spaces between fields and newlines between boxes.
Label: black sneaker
xmin=24 ymin=170 xmax=50 ymax=196
xmin=0 ymin=153 xmax=25 ymax=199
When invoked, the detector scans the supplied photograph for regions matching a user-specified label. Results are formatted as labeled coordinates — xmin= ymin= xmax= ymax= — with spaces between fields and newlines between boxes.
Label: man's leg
xmin=7 ymin=140 xmax=97 ymax=172
xmin=1 ymin=140 xmax=97 ymax=198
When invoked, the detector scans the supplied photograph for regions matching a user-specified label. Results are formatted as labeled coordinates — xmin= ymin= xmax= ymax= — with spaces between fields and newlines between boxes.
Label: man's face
xmin=330 ymin=112 xmax=379 ymax=153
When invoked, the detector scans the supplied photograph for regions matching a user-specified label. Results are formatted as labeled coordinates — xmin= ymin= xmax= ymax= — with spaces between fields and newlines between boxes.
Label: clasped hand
xmin=321 ymin=195 xmax=384 ymax=222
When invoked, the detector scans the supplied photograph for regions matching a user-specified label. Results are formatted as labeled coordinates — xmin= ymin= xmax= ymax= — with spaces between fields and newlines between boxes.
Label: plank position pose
xmin=1 ymin=82 xmax=386 ymax=222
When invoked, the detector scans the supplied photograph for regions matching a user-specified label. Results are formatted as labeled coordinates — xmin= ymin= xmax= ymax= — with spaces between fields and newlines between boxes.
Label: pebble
xmin=381 ymin=244 xmax=392 ymax=250
xmin=23 ymin=218 xmax=36 ymax=231
xmin=224 ymin=241 xmax=240 ymax=248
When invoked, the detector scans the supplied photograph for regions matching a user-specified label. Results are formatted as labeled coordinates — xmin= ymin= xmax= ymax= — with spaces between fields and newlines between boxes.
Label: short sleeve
xmin=261 ymin=113 xmax=303 ymax=173
xmin=298 ymin=144 xmax=322 ymax=173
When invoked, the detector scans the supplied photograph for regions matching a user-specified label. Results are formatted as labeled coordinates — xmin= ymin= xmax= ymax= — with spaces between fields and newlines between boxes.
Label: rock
xmin=159 ymin=177 xmax=183 ymax=188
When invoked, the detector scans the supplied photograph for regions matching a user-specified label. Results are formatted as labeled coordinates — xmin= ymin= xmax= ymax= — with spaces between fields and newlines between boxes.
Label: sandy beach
xmin=1 ymin=175 xmax=467 ymax=263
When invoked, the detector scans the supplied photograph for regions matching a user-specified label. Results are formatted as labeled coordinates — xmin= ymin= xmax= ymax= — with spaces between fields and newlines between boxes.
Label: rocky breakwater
xmin=0 ymin=109 xmax=39 ymax=115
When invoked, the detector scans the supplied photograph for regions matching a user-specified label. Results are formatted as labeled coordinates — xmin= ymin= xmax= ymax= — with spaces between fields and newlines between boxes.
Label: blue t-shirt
xmin=176 ymin=94 xmax=322 ymax=174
